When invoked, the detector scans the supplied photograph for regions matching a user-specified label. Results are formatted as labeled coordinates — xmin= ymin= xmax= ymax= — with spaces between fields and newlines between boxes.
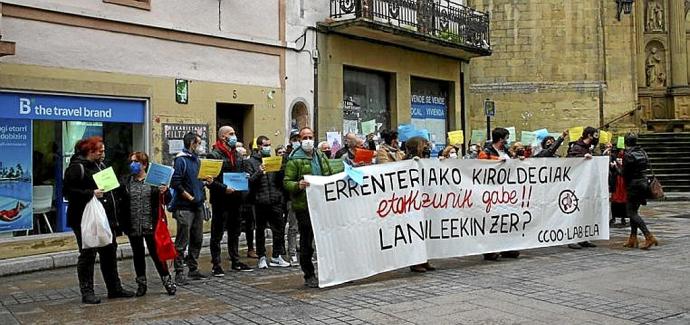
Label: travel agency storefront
xmin=0 ymin=90 xmax=147 ymax=255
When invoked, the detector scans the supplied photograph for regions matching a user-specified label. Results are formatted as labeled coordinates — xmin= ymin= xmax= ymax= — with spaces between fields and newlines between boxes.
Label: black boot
xmin=107 ymin=278 xmax=135 ymax=299
xmin=79 ymin=281 xmax=101 ymax=304
xmin=135 ymin=276 xmax=147 ymax=297
xmin=161 ymin=275 xmax=177 ymax=296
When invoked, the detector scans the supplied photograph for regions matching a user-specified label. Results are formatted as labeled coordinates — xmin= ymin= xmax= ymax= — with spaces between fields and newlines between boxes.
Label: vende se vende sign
xmin=305 ymin=157 xmax=609 ymax=287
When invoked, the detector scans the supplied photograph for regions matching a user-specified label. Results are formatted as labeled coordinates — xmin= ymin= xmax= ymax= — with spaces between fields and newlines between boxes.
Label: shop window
xmin=343 ymin=67 xmax=390 ymax=135
xmin=410 ymin=77 xmax=450 ymax=153
xmin=103 ymin=0 xmax=151 ymax=10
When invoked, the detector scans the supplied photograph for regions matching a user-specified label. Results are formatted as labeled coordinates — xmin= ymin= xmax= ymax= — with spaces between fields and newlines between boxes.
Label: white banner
xmin=305 ymin=157 xmax=610 ymax=288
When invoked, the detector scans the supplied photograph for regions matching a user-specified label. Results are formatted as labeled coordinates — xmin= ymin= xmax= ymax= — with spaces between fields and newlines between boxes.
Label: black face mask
xmin=422 ymin=147 xmax=432 ymax=158
xmin=322 ymin=150 xmax=331 ymax=158
xmin=591 ymin=136 xmax=599 ymax=147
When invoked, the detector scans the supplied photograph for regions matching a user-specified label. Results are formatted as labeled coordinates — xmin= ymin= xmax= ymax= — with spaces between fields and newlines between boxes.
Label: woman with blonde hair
xmin=439 ymin=145 xmax=459 ymax=160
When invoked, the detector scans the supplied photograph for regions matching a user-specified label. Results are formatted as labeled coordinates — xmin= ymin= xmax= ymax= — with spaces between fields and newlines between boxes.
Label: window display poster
xmin=162 ymin=124 xmax=208 ymax=165
xmin=0 ymin=119 xmax=33 ymax=232
xmin=411 ymin=94 xmax=447 ymax=153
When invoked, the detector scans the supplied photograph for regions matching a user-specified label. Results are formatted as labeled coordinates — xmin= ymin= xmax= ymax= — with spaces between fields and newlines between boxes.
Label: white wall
xmin=2 ymin=18 xmax=280 ymax=87
xmin=2 ymin=0 xmax=280 ymax=43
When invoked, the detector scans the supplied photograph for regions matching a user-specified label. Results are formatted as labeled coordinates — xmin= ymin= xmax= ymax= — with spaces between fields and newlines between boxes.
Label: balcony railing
xmin=329 ymin=0 xmax=490 ymax=51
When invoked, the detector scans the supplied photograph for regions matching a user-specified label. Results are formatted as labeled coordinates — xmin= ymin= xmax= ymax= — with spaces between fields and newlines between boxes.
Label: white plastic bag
xmin=81 ymin=196 xmax=113 ymax=249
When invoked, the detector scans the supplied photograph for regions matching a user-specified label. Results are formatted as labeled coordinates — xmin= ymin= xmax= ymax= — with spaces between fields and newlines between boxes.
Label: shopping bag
xmin=81 ymin=196 xmax=113 ymax=249
xmin=648 ymin=176 xmax=665 ymax=199
xmin=154 ymin=194 xmax=177 ymax=262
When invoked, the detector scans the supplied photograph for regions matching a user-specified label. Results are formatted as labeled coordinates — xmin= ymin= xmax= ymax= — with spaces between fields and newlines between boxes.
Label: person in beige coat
xmin=376 ymin=129 xmax=405 ymax=164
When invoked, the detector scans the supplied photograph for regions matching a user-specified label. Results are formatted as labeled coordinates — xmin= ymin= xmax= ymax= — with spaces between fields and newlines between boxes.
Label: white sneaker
xmin=257 ymin=256 xmax=268 ymax=269
xmin=290 ymin=255 xmax=299 ymax=266
xmin=269 ymin=256 xmax=291 ymax=268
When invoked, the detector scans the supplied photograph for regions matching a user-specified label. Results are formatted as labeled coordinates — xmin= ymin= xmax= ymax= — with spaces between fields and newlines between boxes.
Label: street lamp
xmin=616 ymin=0 xmax=634 ymax=21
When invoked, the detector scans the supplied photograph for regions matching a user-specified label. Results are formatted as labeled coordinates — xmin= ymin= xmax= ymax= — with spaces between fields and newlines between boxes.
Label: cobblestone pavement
xmin=0 ymin=201 xmax=689 ymax=325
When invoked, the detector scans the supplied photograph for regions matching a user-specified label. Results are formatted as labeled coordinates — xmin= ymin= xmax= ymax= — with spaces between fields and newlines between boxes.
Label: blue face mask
xmin=129 ymin=162 xmax=142 ymax=175
xmin=227 ymin=135 xmax=237 ymax=147
xmin=261 ymin=146 xmax=271 ymax=157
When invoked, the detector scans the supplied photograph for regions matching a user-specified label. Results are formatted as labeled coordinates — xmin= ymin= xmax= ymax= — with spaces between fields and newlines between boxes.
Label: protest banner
xmin=305 ymin=157 xmax=609 ymax=287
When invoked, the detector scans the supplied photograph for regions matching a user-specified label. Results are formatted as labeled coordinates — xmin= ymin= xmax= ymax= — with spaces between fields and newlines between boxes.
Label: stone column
xmin=669 ymin=0 xmax=689 ymax=88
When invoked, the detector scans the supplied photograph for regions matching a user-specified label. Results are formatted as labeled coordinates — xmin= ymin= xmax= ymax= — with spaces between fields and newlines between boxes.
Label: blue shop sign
xmin=0 ymin=92 xmax=146 ymax=123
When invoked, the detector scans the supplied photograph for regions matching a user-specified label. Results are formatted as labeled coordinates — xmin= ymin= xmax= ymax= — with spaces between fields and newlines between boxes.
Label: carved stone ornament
xmin=645 ymin=45 xmax=667 ymax=88
xmin=646 ymin=0 xmax=665 ymax=32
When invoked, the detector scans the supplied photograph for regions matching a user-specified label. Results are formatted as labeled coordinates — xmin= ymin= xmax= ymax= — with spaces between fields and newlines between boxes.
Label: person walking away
xmin=63 ymin=136 xmax=134 ymax=304
xmin=477 ymin=128 xmax=521 ymax=260
xmin=283 ymin=127 xmax=333 ymax=287
xmin=118 ymin=152 xmax=176 ymax=296
xmin=565 ymin=126 xmax=598 ymax=249
xmin=206 ymin=126 xmax=253 ymax=275
xmin=247 ymin=136 xmax=290 ymax=269
xmin=170 ymin=132 xmax=208 ymax=284
xmin=622 ymin=133 xmax=658 ymax=249
xmin=402 ymin=136 xmax=437 ymax=272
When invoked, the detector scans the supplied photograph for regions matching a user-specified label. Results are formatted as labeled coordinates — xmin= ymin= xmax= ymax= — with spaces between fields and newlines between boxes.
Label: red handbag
xmin=154 ymin=193 xmax=177 ymax=262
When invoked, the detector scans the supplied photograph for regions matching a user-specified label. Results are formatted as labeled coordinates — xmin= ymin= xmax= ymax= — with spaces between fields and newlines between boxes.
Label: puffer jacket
xmin=63 ymin=155 xmax=119 ymax=231
xmin=623 ymin=146 xmax=650 ymax=204
xmin=283 ymin=147 xmax=333 ymax=212
xmin=567 ymin=139 xmax=592 ymax=158
xmin=478 ymin=144 xmax=509 ymax=160
xmin=206 ymin=144 xmax=246 ymax=206
xmin=245 ymin=152 xmax=284 ymax=206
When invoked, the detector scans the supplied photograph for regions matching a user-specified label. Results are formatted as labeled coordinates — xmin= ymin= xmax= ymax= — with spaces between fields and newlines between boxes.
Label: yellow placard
xmin=599 ymin=131 xmax=612 ymax=144
xmin=197 ymin=159 xmax=223 ymax=179
xmin=447 ymin=130 xmax=464 ymax=146
xmin=262 ymin=156 xmax=283 ymax=173
xmin=569 ymin=126 xmax=584 ymax=141
xmin=92 ymin=167 xmax=120 ymax=192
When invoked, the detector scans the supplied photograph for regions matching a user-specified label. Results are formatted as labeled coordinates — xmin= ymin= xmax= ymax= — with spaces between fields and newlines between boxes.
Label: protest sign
xmin=617 ymin=136 xmax=625 ymax=149
xmin=599 ymin=131 xmax=612 ymax=144
xmin=197 ymin=159 xmax=223 ymax=179
xmin=223 ymin=173 xmax=249 ymax=191
xmin=306 ymin=157 xmax=609 ymax=287
xmin=447 ymin=130 xmax=464 ymax=146
xmin=354 ymin=148 xmax=375 ymax=164
xmin=361 ymin=119 xmax=377 ymax=135
xmin=520 ymin=131 xmax=537 ymax=146
xmin=506 ymin=127 xmax=516 ymax=143
xmin=569 ymin=127 xmax=583 ymax=141
xmin=470 ymin=130 xmax=486 ymax=145
xmin=262 ymin=156 xmax=283 ymax=173
xmin=144 ymin=163 xmax=174 ymax=186
xmin=93 ymin=167 xmax=120 ymax=192
xmin=534 ymin=129 xmax=549 ymax=140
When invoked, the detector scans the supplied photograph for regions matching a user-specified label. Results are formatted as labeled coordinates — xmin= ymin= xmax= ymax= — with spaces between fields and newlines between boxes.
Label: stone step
xmin=663 ymin=185 xmax=690 ymax=192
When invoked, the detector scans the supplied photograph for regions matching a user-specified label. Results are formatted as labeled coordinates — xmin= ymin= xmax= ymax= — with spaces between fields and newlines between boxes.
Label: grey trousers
xmin=173 ymin=207 xmax=204 ymax=273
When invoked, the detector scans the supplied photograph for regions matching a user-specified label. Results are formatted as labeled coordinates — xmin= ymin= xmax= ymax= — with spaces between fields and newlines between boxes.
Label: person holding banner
xmin=622 ymin=134 xmax=658 ymax=249
xmin=117 ymin=152 xmax=176 ymax=296
xmin=376 ymin=129 xmax=405 ymax=163
xmin=63 ymin=136 xmax=135 ymax=304
xmin=284 ymin=127 xmax=333 ymax=288
xmin=478 ymin=128 xmax=521 ymax=260
xmin=170 ymin=132 xmax=208 ymax=284
xmin=534 ymin=129 xmax=568 ymax=158
xmin=246 ymin=136 xmax=290 ymax=269
xmin=566 ymin=126 xmax=598 ymax=249
xmin=206 ymin=126 xmax=253 ymax=275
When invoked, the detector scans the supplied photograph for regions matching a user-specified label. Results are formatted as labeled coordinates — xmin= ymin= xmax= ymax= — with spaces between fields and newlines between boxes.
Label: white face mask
xmin=301 ymin=139 xmax=314 ymax=152
xmin=449 ymin=153 xmax=458 ymax=159
xmin=291 ymin=141 xmax=301 ymax=149
xmin=194 ymin=145 xmax=204 ymax=155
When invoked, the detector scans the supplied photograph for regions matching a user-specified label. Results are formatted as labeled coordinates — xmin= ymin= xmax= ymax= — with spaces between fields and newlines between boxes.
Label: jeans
xmin=286 ymin=201 xmax=298 ymax=256
xmin=255 ymin=204 xmax=286 ymax=258
xmin=129 ymin=234 xmax=169 ymax=279
xmin=626 ymin=201 xmax=650 ymax=236
xmin=295 ymin=210 xmax=315 ymax=279
xmin=73 ymin=226 xmax=123 ymax=295
xmin=611 ymin=202 xmax=627 ymax=222
xmin=210 ymin=203 xmax=241 ymax=266
xmin=173 ymin=208 xmax=204 ymax=273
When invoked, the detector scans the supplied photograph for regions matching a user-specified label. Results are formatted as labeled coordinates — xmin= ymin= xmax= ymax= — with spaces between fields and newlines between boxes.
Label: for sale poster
xmin=0 ymin=119 xmax=33 ymax=232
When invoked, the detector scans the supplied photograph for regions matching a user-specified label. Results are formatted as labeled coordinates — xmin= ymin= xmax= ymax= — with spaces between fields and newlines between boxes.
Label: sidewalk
xmin=0 ymin=201 xmax=688 ymax=324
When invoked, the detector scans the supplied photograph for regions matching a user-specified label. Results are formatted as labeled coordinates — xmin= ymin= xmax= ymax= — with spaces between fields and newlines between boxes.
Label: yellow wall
xmin=0 ymin=63 xmax=284 ymax=259
xmin=317 ymin=33 xmax=464 ymax=138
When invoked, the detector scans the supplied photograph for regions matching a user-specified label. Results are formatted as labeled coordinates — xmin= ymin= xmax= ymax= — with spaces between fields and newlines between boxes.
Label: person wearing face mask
xmin=284 ymin=127 xmax=334 ymax=288
xmin=439 ymin=145 xmax=459 ymax=160
xmin=246 ymin=136 xmax=290 ymax=269
xmin=318 ymin=141 xmax=331 ymax=159
xmin=478 ymin=128 xmax=521 ymax=261
xmin=286 ymin=130 xmax=301 ymax=156
xmin=118 ymin=152 xmax=176 ymax=296
xmin=534 ymin=129 xmax=568 ymax=158
xmin=565 ymin=126 xmax=598 ymax=249
xmin=463 ymin=144 xmax=480 ymax=159
xmin=63 ymin=136 xmax=135 ymax=304
xmin=206 ymin=126 xmax=253 ymax=275
xmin=376 ymin=129 xmax=405 ymax=164
xmin=334 ymin=132 xmax=358 ymax=159
xmin=342 ymin=137 xmax=370 ymax=167
xmin=169 ymin=132 xmax=208 ymax=284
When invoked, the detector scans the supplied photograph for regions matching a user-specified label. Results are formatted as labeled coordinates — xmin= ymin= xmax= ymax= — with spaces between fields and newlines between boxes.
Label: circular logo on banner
xmin=559 ymin=190 xmax=580 ymax=214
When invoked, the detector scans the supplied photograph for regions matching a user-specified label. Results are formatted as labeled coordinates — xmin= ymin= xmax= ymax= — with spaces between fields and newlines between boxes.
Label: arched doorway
xmin=291 ymin=101 xmax=309 ymax=130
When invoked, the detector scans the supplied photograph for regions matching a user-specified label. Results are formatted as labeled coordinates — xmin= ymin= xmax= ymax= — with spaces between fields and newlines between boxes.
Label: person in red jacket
xmin=478 ymin=128 xmax=520 ymax=260
xmin=0 ymin=201 xmax=25 ymax=222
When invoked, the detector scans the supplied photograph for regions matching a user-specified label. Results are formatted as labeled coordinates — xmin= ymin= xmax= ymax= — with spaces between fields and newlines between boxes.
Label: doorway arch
xmin=290 ymin=100 xmax=309 ymax=130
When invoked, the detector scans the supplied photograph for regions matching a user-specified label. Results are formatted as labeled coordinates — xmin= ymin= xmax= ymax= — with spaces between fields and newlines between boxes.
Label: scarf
xmin=214 ymin=139 xmax=236 ymax=167
xmin=290 ymin=147 xmax=323 ymax=176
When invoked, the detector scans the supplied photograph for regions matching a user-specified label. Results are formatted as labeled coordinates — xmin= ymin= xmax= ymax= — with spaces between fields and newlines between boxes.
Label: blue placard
xmin=0 ymin=92 xmax=146 ymax=123
xmin=344 ymin=163 xmax=364 ymax=186
xmin=144 ymin=163 xmax=174 ymax=186
xmin=223 ymin=173 xmax=249 ymax=192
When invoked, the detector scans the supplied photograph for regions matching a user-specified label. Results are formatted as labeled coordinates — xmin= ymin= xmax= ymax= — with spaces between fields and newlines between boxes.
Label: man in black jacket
xmin=535 ymin=129 xmax=568 ymax=158
xmin=566 ymin=126 xmax=597 ymax=249
xmin=207 ymin=126 xmax=253 ymax=276
xmin=246 ymin=136 xmax=290 ymax=269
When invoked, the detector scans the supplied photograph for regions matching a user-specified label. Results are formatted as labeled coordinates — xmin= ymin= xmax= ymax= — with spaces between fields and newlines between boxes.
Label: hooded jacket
xmin=169 ymin=149 xmax=205 ymax=211
xmin=63 ymin=155 xmax=119 ymax=231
